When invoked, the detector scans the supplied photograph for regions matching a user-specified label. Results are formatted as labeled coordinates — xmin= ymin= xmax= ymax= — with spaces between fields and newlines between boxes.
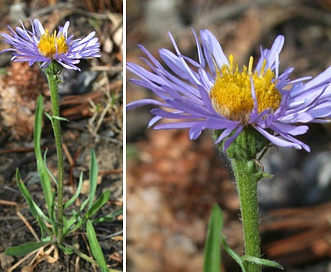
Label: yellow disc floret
xmin=209 ymin=54 xmax=281 ymax=123
xmin=38 ymin=30 xmax=68 ymax=58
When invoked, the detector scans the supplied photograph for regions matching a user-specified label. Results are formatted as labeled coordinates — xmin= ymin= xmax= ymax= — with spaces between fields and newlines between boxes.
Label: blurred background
xmin=127 ymin=0 xmax=331 ymax=271
xmin=0 ymin=1 xmax=123 ymax=271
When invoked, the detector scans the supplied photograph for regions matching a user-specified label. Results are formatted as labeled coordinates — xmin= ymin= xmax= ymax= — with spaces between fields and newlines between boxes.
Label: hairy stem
xmin=45 ymin=62 xmax=64 ymax=243
xmin=230 ymin=158 xmax=262 ymax=272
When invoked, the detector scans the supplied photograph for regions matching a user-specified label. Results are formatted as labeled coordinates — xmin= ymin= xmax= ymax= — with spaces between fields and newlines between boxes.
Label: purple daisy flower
xmin=127 ymin=29 xmax=331 ymax=152
xmin=0 ymin=18 xmax=100 ymax=70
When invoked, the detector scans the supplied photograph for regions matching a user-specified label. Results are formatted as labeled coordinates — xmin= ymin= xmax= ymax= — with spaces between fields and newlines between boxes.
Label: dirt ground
xmin=0 ymin=1 xmax=123 ymax=271
xmin=127 ymin=0 xmax=331 ymax=271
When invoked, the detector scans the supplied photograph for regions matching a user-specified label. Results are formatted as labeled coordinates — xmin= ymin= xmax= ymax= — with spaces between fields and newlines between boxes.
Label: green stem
xmin=230 ymin=158 xmax=262 ymax=272
xmin=45 ymin=62 xmax=64 ymax=243
xmin=220 ymin=127 xmax=270 ymax=272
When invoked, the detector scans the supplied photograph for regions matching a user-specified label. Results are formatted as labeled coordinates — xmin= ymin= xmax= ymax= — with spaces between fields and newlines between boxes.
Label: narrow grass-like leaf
xmin=91 ymin=208 xmax=123 ymax=223
xmin=5 ymin=241 xmax=48 ymax=256
xmin=58 ymin=243 xmax=74 ymax=255
xmin=222 ymin=235 xmax=246 ymax=272
xmin=242 ymin=256 xmax=284 ymax=270
xmin=16 ymin=169 xmax=51 ymax=237
xmin=44 ymin=111 xmax=53 ymax=126
xmin=43 ymin=149 xmax=57 ymax=185
xmin=34 ymin=94 xmax=53 ymax=216
xmin=84 ymin=190 xmax=110 ymax=220
xmin=66 ymin=181 xmax=110 ymax=233
xmin=41 ymin=236 xmax=52 ymax=243
xmin=64 ymin=172 xmax=84 ymax=208
xmin=88 ymin=149 xmax=98 ymax=210
xmin=32 ymin=201 xmax=54 ymax=225
xmin=63 ymin=210 xmax=80 ymax=235
xmin=51 ymin=115 xmax=69 ymax=122
xmin=69 ymin=190 xmax=110 ymax=234
xmin=80 ymin=197 xmax=90 ymax=212
xmin=66 ymin=216 xmax=83 ymax=235
xmin=203 ymin=204 xmax=223 ymax=272
xmin=86 ymin=220 xmax=108 ymax=271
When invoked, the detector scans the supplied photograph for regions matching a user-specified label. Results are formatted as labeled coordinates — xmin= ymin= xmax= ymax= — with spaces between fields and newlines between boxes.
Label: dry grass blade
xmin=16 ymin=211 xmax=40 ymax=242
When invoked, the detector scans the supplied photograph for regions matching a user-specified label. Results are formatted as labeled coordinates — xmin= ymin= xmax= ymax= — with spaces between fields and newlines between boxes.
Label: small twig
xmin=75 ymin=8 xmax=120 ymax=20
xmin=0 ymin=146 xmax=53 ymax=155
xmin=63 ymin=143 xmax=74 ymax=166
xmin=72 ymin=235 xmax=81 ymax=272
xmin=109 ymin=252 xmax=122 ymax=263
xmin=0 ymin=215 xmax=20 ymax=220
xmin=99 ymin=169 xmax=122 ymax=175
xmin=2 ymin=186 xmax=19 ymax=193
xmin=99 ymin=230 xmax=123 ymax=240
xmin=0 ymin=147 xmax=35 ymax=155
xmin=75 ymin=252 xmax=81 ymax=272
xmin=89 ymin=98 xmax=111 ymax=137
xmin=90 ymin=65 xmax=123 ymax=72
xmin=0 ymin=199 xmax=18 ymax=206
xmin=65 ymin=254 xmax=70 ymax=272
xmin=30 ymin=2 xmax=75 ymax=18
xmin=16 ymin=211 xmax=40 ymax=242
xmin=1 ymin=200 xmax=55 ymax=246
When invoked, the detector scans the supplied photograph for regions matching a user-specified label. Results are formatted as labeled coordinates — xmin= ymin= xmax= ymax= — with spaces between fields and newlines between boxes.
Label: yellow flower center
xmin=38 ymin=30 xmax=68 ymax=58
xmin=209 ymin=54 xmax=281 ymax=123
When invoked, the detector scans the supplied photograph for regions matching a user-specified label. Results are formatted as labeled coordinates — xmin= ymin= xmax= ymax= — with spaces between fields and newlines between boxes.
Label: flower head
xmin=0 ymin=19 xmax=101 ymax=70
xmin=127 ymin=29 xmax=331 ymax=152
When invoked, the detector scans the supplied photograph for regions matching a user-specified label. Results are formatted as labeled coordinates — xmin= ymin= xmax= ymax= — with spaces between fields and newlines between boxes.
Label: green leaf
xmin=41 ymin=236 xmax=52 ymax=243
xmin=32 ymin=201 xmax=54 ymax=225
xmin=58 ymin=243 xmax=74 ymax=255
xmin=16 ymin=169 xmax=51 ymax=237
xmin=5 ymin=241 xmax=48 ymax=256
xmin=68 ymin=191 xmax=110 ymax=234
xmin=64 ymin=216 xmax=82 ymax=236
xmin=63 ymin=210 xmax=80 ymax=235
xmin=44 ymin=112 xmax=53 ymax=126
xmin=43 ymin=149 xmax=57 ymax=185
xmin=91 ymin=208 xmax=123 ymax=224
xmin=86 ymin=220 xmax=108 ymax=271
xmin=242 ymin=256 xmax=284 ymax=270
xmin=64 ymin=172 xmax=84 ymax=208
xmin=51 ymin=115 xmax=69 ymax=122
xmin=44 ymin=112 xmax=69 ymax=123
xmin=88 ymin=149 xmax=98 ymax=210
xmin=203 ymin=204 xmax=223 ymax=272
xmin=34 ymin=95 xmax=53 ymax=216
xmin=80 ymin=197 xmax=90 ymax=212
xmin=84 ymin=190 xmax=110 ymax=220
xmin=222 ymin=235 xmax=246 ymax=272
